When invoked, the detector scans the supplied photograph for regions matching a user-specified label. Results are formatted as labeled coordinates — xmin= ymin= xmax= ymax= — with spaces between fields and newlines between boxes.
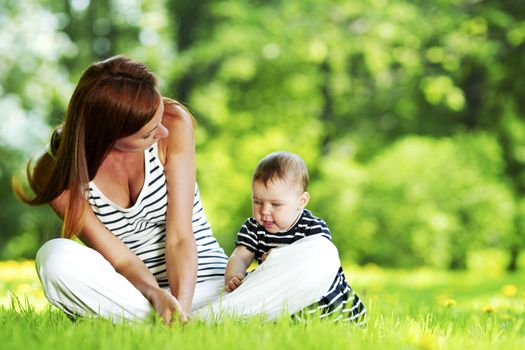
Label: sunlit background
xmin=1 ymin=0 xmax=525 ymax=279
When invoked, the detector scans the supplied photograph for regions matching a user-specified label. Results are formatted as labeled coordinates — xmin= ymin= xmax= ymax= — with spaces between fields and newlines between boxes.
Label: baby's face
xmin=252 ymin=178 xmax=309 ymax=233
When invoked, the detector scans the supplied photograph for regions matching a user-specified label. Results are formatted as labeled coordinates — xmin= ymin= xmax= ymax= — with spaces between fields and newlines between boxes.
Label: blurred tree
xmin=4 ymin=0 xmax=177 ymax=258
xmin=480 ymin=1 xmax=525 ymax=271
xmin=2 ymin=148 xmax=61 ymax=259
xmin=169 ymin=0 xmax=525 ymax=268
xmin=312 ymin=135 xmax=514 ymax=269
xmin=4 ymin=0 xmax=524 ymax=270
xmin=0 ymin=0 xmax=74 ymax=258
xmin=164 ymin=0 xmax=220 ymax=102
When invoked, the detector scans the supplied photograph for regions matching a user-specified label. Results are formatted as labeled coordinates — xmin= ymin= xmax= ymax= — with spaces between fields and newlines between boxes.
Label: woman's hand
xmin=159 ymin=98 xmax=198 ymax=315
xmin=224 ymin=273 xmax=245 ymax=293
xmin=150 ymin=288 xmax=189 ymax=325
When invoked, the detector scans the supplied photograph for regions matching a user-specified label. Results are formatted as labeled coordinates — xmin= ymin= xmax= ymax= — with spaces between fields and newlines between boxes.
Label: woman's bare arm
xmin=50 ymin=192 xmax=187 ymax=323
xmin=158 ymin=100 xmax=198 ymax=314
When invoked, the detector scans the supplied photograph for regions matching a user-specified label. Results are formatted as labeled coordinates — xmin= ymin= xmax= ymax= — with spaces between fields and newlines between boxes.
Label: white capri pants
xmin=35 ymin=235 xmax=340 ymax=323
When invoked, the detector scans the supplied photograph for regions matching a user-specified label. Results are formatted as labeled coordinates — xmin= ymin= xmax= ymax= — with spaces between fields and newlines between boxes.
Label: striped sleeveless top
xmin=87 ymin=143 xmax=228 ymax=287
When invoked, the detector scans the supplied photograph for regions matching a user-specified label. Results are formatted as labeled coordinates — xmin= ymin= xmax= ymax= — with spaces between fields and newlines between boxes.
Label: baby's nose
xmin=260 ymin=204 xmax=271 ymax=215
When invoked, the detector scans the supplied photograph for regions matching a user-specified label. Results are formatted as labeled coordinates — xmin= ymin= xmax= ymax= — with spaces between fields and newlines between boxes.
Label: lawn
xmin=1 ymin=252 xmax=524 ymax=350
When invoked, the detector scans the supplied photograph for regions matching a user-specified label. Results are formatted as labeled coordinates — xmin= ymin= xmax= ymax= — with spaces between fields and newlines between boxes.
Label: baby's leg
xmin=194 ymin=235 xmax=340 ymax=321
xmin=36 ymin=238 xmax=152 ymax=322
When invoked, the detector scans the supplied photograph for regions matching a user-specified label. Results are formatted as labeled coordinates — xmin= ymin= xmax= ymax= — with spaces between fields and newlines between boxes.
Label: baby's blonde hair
xmin=252 ymin=152 xmax=309 ymax=192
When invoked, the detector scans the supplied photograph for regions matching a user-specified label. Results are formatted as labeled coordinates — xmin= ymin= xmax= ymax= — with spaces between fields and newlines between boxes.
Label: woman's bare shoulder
xmin=162 ymin=98 xmax=196 ymax=129
xmin=158 ymin=98 xmax=196 ymax=162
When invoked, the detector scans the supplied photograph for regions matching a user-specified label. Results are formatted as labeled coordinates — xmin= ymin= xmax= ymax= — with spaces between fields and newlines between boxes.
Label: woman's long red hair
xmin=13 ymin=56 xmax=160 ymax=238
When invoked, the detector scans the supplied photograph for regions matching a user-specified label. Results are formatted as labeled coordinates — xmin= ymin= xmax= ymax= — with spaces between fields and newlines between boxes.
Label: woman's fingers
xmin=156 ymin=289 xmax=188 ymax=325
xmin=162 ymin=308 xmax=173 ymax=325
xmin=170 ymin=298 xmax=189 ymax=324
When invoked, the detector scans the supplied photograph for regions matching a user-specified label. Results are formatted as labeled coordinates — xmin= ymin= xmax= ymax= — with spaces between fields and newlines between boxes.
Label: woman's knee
xmin=293 ymin=235 xmax=341 ymax=270
xmin=260 ymin=235 xmax=341 ymax=288
xmin=36 ymin=238 xmax=84 ymax=281
xmin=307 ymin=235 xmax=338 ymax=255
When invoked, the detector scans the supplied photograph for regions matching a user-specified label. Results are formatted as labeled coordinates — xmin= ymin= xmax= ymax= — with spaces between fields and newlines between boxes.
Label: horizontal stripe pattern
xmin=236 ymin=209 xmax=367 ymax=324
xmin=292 ymin=267 xmax=368 ymax=326
xmin=87 ymin=143 xmax=227 ymax=288
xmin=236 ymin=210 xmax=332 ymax=264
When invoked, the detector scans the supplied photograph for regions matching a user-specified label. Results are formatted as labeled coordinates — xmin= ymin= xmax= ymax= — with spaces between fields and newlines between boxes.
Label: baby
xmin=224 ymin=151 xmax=366 ymax=323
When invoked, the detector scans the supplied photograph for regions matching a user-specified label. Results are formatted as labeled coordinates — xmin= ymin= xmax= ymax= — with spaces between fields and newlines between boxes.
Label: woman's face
xmin=113 ymin=98 xmax=168 ymax=152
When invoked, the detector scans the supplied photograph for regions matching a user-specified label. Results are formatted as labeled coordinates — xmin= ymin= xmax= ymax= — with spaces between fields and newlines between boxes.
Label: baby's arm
xmin=224 ymin=246 xmax=255 ymax=293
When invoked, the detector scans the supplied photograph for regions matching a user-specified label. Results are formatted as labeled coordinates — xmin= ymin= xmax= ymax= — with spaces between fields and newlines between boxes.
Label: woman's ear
xmin=299 ymin=191 xmax=310 ymax=208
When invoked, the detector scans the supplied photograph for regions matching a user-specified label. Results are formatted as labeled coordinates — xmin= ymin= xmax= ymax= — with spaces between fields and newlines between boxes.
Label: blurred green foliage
xmin=1 ymin=0 xmax=524 ymax=270
xmin=313 ymin=134 xmax=514 ymax=268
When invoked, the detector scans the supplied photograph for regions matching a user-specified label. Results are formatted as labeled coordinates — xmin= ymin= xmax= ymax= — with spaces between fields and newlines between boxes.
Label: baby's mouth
xmin=262 ymin=220 xmax=274 ymax=228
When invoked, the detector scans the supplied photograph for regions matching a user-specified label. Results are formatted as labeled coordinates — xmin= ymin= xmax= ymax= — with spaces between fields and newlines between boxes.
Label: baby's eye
xmin=253 ymin=200 xmax=262 ymax=205
xmin=272 ymin=203 xmax=282 ymax=207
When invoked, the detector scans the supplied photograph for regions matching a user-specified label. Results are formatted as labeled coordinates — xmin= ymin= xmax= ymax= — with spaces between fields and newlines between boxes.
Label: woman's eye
xmin=142 ymin=134 xmax=151 ymax=140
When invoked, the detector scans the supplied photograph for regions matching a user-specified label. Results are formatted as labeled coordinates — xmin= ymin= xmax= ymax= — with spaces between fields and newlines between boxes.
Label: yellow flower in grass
xmin=501 ymin=284 xmax=518 ymax=297
xmin=363 ymin=263 xmax=382 ymax=271
xmin=437 ymin=294 xmax=456 ymax=307
xmin=500 ymin=313 xmax=512 ymax=321
xmin=407 ymin=323 xmax=438 ymax=350
xmin=482 ymin=304 xmax=495 ymax=313
xmin=443 ymin=299 xmax=456 ymax=307
xmin=418 ymin=333 xmax=438 ymax=350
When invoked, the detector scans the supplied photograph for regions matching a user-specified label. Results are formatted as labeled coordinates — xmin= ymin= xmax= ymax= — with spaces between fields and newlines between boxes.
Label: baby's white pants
xmin=35 ymin=235 xmax=340 ymax=322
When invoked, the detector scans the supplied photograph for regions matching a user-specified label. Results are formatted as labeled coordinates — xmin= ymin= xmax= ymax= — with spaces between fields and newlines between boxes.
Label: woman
xmin=14 ymin=56 xmax=341 ymax=324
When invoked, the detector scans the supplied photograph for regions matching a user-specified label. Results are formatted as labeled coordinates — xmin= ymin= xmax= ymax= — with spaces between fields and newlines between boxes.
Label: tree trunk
xmin=507 ymin=244 xmax=519 ymax=272
xmin=448 ymin=252 xmax=467 ymax=270
xmin=166 ymin=0 xmax=216 ymax=102
xmin=319 ymin=59 xmax=334 ymax=156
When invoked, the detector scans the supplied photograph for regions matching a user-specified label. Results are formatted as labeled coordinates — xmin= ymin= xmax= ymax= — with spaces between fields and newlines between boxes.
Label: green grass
xmin=1 ymin=256 xmax=524 ymax=350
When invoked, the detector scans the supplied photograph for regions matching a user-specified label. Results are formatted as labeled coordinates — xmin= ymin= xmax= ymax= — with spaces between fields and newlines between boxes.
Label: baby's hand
xmin=225 ymin=273 xmax=245 ymax=293
xmin=261 ymin=249 xmax=273 ymax=262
